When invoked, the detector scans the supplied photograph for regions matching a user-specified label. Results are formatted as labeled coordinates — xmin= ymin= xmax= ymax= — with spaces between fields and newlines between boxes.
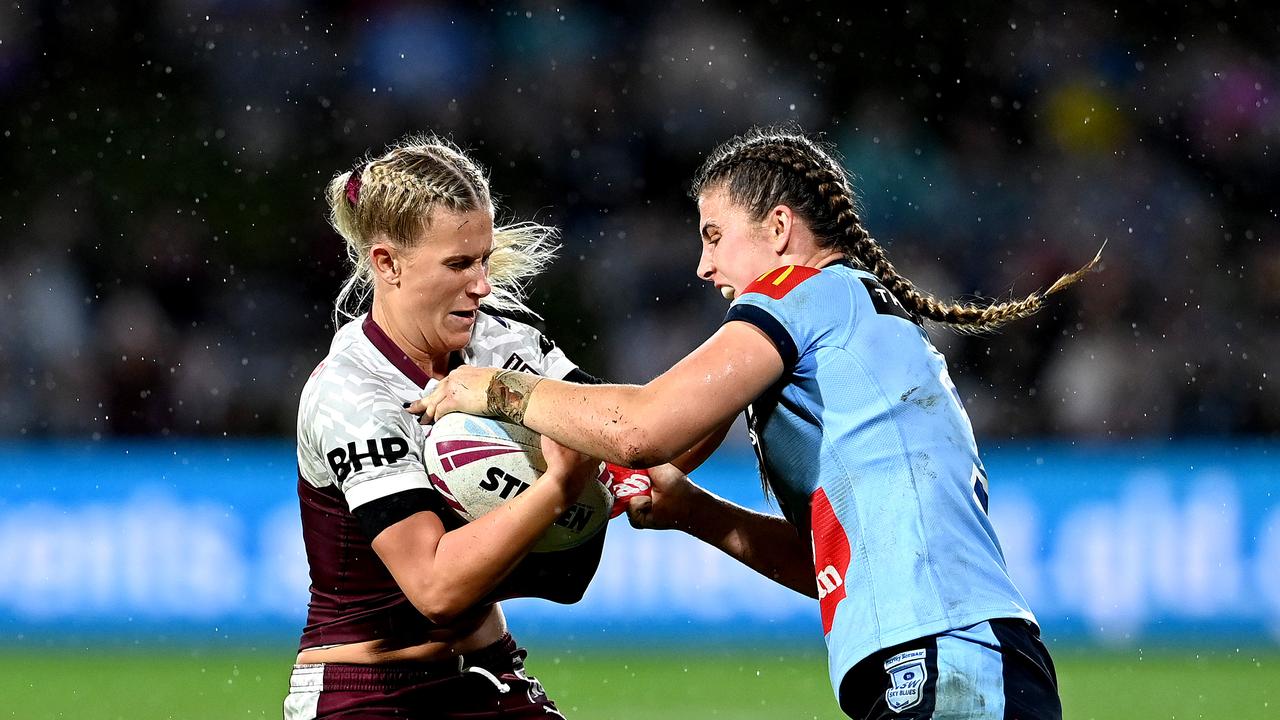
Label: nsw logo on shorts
xmin=883 ymin=649 xmax=928 ymax=712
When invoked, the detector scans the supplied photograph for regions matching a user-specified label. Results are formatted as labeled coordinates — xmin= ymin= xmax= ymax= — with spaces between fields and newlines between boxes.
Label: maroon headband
xmin=345 ymin=162 xmax=367 ymax=206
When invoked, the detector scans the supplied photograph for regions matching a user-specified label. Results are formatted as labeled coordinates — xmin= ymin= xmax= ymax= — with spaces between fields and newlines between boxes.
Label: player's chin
xmin=439 ymin=319 xmax=475 ymax=348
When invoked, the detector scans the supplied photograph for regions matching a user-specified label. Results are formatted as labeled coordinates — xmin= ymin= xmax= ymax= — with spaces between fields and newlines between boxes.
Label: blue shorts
xmin=838 ymin=618 xmax=1060 ymax=719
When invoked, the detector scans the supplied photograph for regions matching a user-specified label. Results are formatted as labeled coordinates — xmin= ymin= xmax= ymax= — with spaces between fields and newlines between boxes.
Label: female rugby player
xmin=414 ymin=128 xmax=1100 ymax=719
xmin=287 ymin=135 xmax=608 ymax=719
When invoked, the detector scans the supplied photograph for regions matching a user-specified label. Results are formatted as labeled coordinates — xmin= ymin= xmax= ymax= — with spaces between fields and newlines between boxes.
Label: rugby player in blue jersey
xmin=414 ymin=128 xmax=1100 ymax=719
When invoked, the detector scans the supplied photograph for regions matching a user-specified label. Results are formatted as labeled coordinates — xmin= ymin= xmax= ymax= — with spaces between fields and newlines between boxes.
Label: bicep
xmin=637 ymin=320 xmax=784 ymax=447
xmin=359 ymin=488 xmax=456 ymax=588
xmin=369 ymin=509 xmax=447 ymax=587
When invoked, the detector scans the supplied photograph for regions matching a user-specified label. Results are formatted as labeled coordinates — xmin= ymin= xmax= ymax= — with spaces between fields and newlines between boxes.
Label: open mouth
xmin=449 ymin=309 xmax=477 ymax=320
xmin=718 ymin=286 xmax=736 ymax=301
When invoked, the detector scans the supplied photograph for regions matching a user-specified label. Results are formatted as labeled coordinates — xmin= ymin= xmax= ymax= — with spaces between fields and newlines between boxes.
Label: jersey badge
xmin=743 ymin=265 xmax=821 ymax=300
xmin=884 ymin=649 xmax=928 ymax=712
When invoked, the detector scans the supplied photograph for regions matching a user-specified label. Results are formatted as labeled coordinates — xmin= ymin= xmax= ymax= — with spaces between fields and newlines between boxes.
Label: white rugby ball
xmin=422 ymin=412 xmax=612 ymax=553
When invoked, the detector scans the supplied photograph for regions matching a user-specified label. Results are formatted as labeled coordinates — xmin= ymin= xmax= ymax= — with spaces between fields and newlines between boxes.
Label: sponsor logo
xmin=554 ymin=504 xmax=594 ymax=533
xmin=815 ymin=564 xmax=843 ymax=599
xmin=537 ymin=333 xmax=556 ymax=357
xmin=859 ymin=277 xmax=915 ymax=322
xmin=810 ymin=487 xmax=852 ymax=634
xmin=482 ymin=466 xmax=532 ymax=499
xmin=605 ymin=468 xmax=650 ymax=501
xmin=502 ymin=353 xmax=537 ymax=373
xmin=523 ymin=672 xmax=547 ymax=703
xmin=742 ymin=264 xmax=821 ymax=300
xmin=883 ymin=650 xmax=928 ymax=713
xmin=477 ymin=467 xmax=594 ymax=532
xmin=326 ymin=437 xmax=409 ymax=482
xmin=971 ymin=463 xmax=990 ymax=514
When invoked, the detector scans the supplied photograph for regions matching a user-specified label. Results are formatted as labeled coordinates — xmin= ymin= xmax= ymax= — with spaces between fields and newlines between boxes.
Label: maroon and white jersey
xmin=293 ymin=311 xmax=579 ymax=650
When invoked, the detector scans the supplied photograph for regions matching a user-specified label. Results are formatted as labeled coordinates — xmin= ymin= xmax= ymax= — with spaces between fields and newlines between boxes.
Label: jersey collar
xmin=361 ymin=315 xmax=463 ymax=389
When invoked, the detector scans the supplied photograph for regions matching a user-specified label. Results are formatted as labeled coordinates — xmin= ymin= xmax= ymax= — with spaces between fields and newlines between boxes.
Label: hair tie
xmin=345 ymin=162 xmax=367 ymax=206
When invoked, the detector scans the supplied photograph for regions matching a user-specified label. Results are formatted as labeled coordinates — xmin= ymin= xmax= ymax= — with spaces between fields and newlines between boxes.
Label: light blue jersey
xmin=724 ymin=261 xmax=1036 ymax=696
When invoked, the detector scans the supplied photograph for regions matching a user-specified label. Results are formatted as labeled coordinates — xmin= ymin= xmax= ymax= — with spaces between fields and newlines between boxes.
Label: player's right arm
xmin=627 ymin=465 xmax=818 ymax=598
xmin=300 ymin=373 xmax=597 ymax=624
xmin=372 ymin=435 xmax=598 ymax=623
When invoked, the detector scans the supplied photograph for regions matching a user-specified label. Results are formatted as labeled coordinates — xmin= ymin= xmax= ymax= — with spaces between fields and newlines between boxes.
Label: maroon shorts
xmin=284 ymin=634 xmax=563 ymax=719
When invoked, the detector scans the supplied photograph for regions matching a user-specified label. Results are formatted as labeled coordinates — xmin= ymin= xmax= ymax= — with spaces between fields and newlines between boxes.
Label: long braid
xmin=692 ymin=128 xmax=1102 ymax=333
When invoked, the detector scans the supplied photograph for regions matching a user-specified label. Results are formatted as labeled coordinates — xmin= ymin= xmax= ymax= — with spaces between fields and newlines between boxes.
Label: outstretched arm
xmin=411 ymin=321 xmax=783 ymax=467
xmin=629 ymin=465 xmax=816 ymax=598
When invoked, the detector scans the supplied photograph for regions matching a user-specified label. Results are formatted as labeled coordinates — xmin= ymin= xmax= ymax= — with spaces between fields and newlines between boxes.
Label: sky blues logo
xmin=884 ymin=649 xmax=928 ymax=712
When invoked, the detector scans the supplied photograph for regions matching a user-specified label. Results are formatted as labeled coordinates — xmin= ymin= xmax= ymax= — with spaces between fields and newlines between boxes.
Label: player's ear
xmin=766 ymin=204 xmax=794 ymax=255
xmin=370 ymin=243 xmax=401 ymax=286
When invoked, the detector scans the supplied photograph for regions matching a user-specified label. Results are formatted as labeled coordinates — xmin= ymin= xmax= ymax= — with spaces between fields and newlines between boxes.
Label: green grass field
xmin=1 ymin=645 xmax=1276 ymax=719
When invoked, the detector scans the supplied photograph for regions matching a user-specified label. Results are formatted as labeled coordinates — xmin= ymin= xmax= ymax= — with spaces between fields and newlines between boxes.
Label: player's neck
xmin=780 ymin=248 xmax=845 ymax=270
xmin=369 ymin=301 xmax=451 ymax=379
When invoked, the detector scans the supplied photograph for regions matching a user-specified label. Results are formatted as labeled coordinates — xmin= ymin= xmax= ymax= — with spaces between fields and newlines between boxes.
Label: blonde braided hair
xmin=691 ymin=128 xmax=1102 ymax=333
xmin=326 ymin=133 xmax=558 ymax=325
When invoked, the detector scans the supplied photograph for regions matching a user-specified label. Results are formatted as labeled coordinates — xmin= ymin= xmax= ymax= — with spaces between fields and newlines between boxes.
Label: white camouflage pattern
xmin=296 ymin=312 xmax=579 ymax=510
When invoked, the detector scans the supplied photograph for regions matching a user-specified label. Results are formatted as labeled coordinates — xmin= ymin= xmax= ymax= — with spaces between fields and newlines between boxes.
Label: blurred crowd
xmin=1 ymin=1 xmax=1276 ymax=442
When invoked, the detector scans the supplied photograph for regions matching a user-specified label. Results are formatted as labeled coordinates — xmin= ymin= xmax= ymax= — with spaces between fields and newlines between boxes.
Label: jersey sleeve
xmin=723 ymin=265 xmax=853 ymax=373
xmin=297 ymin=364 xmax=434 ymax=512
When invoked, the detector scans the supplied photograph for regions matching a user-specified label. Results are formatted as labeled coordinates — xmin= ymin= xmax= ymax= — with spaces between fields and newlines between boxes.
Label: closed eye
xmin=444 ymin=252 xmax=492 ymax=271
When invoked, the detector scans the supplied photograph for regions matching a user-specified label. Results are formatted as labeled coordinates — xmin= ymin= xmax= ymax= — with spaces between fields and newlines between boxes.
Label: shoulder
xmin=301 ymin=345 xmax=398 ymax=415
xmin=726 ymin=264 xmax=861 ymax=366
xmin=741 ymin=264 xmax=827 ymax=300
xmin=468 ymin=308 xmax=577 ymax=377
xmin=733 ymin=263 xmax=860 ymax=317
xmin=298 ymin=337 xmax=413 ymax=444
xmin=474 ymin=308 xmax=545 ymax=344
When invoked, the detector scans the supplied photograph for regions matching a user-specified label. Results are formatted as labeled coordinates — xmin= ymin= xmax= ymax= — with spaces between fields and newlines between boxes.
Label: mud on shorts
xmin=284 ymin=633 xmax=564 ymax=719
xmin=838 ymin=618 xmax=1061 ymax=720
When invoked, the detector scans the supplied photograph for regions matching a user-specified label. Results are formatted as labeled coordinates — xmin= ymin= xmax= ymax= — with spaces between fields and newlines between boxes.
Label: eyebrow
xmin=443 ymin=250 xmax=492 ymax=264
xmin=700 ymin=221 xmax=719 ymax=240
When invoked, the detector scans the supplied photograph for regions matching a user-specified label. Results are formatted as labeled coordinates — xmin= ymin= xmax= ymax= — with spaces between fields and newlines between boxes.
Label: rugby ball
xmin=422 ymin=412 xmax=612 ymax=553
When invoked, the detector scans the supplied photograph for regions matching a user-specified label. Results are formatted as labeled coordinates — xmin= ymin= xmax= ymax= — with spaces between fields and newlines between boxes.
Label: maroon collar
xmin=361 ymin=315 xmax=433 ymax=389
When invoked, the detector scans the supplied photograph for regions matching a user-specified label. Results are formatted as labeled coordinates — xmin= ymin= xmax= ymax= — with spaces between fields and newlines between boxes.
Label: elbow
xmin=611 ymin=422 xmax=675 ymax=468
xmin=617 ymin=446 xmax=664 ymax=469
xmin=406 ymin=582 xmax=471 ymax=625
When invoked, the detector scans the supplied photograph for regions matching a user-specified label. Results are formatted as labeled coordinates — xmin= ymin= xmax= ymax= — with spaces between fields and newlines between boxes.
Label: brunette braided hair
xmin=690 ymin=128 xmax=1102 ymax=333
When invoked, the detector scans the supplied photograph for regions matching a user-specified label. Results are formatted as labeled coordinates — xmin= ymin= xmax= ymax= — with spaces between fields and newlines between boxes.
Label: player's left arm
xmin=564 ymin=367 xmax=736 ymax=473
xmin=628 ymin=465 xmax=817 ymax=597
xmin=555 ymin=338 xmax=737 ymax=473
xmin=417 ymin=321 xmax=782 ymax=467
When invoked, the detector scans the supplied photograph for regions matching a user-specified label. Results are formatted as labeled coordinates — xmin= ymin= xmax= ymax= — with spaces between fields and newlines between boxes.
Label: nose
xmin=696 ymin=245 xmax=715 ymax=283
xmin=469 ymin=268 xmax=492 ymax=298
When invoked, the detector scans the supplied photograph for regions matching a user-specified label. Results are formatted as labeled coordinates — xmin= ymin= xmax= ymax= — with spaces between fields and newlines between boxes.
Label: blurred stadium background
xmin=1 ymin=1 xmax=1277 ymax=718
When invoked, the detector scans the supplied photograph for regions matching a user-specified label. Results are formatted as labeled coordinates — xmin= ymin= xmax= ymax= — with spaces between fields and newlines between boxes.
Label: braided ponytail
xmin=692 ymin=127 xmax=1101 ymax=332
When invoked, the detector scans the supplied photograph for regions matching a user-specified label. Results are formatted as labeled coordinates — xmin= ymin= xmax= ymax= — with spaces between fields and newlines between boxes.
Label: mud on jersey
xmin=293 ymin=311 xmax=578 ymax=649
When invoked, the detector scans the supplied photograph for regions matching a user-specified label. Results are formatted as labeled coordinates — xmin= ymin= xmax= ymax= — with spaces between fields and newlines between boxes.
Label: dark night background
xmin=2 ymin=1 xmax=1276 ymax=443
